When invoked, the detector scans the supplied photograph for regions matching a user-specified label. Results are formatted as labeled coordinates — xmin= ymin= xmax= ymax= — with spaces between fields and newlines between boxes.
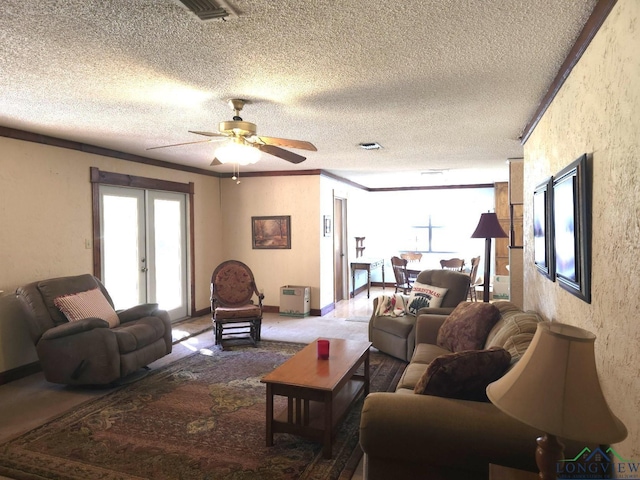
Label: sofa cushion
xmin=414 ymin=347 xmax=511 ymax=401
xmin=54 ymin=288 xmax=120 ymax=328
xmin=410 ymin=343 xmax=452 ymax=365
xmin=407 ymin=282 xmax=448 ymax=315
xmin=436 ymin=302 xmax=500 ymax=352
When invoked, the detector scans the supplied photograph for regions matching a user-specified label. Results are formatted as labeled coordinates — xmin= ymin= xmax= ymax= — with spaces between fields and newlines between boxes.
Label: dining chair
xmin=467 ymin=255 xmax=482 ymax=301
xmin=391 ymin=256 xmax=413 ymax=294
xmin=440 ymin=258 xmax=466 ymax=271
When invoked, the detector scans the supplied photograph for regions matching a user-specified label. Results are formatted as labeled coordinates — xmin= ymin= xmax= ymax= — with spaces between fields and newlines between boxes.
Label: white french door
xmin=99 ymin=186 xmax=188 ymax=321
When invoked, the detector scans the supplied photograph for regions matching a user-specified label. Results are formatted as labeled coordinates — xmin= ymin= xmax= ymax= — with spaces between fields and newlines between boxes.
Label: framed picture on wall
xmin=534 ymin=177 xmax=554 ymax=280
xmin=552 ymin=154 xmax=590 ymax=303
xmin=251 ymin=215 xmax=291 ymax=249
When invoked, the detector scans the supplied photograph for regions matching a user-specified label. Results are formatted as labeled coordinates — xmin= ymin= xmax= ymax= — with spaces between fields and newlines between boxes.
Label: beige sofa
xmin=360 ymin=301 xmax=582 ymax=480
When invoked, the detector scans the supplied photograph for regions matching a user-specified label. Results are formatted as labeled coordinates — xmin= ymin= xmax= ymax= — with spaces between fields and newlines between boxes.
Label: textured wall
xmin=523 ymin=0 xmax=639 ymax=457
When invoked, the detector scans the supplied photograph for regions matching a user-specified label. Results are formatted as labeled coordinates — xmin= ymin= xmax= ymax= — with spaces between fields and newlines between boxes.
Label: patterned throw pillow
xmin=436 ymin=302 xmax=500 ymax=352
xmin=414 ymin=347 xmax=511 ymax=401
xmin=407 ymin=282 xmax=448 ymax=315
xmin=54 ymin=288 xmax=120 ymax=328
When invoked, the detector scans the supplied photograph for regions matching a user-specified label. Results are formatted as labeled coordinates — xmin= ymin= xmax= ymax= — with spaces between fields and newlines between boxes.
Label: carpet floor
xmin=0 ymin=340 xmax=404 ymax=480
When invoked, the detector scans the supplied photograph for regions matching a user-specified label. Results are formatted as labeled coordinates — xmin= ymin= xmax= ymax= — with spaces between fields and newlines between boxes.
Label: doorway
xmin=333 ymin=197 xmax=348 ymax=302
xmin=99 ymin=185 xmax=188 ymax=321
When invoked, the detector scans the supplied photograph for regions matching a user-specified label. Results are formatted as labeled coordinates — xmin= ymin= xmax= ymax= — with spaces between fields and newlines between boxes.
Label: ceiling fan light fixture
xmin=215 ymin=141 xmax=260 ymax=165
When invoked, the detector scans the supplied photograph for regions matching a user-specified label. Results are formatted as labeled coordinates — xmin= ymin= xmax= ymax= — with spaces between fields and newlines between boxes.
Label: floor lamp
xmin=471 ymin=212 xmax=507 ymax=302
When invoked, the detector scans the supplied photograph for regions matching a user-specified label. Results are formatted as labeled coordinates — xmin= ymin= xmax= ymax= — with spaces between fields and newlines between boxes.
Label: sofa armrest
xmin=360 ymin=392 xmax=542 ymax=473
xmin=117 ymin=303 xmax=161 ymax=323
xmin=415 ymin=314 xmax=449 ymax=345
xmin=40 ymin=318 xmax=109 ymax=340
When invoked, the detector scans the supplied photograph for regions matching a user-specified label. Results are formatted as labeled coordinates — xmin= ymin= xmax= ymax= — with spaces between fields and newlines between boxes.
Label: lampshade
xmin=216 ymin=141 xmax=260 ymax=166
xmin=470 ymin=212 xmax=508 ymax=239
xmin=486 ymin=322 xmax=627 ymax=445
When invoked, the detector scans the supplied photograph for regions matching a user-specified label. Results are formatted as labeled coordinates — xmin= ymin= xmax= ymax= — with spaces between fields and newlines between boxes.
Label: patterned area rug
xmin=0 ymin=341 xmax=405 ymax=480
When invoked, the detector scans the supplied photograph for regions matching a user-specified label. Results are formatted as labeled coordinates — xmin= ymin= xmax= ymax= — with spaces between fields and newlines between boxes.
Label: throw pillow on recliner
xmin=436 ymin=301 xmax=500 ymax=352
xmin=414 ymin=347 xmax=511 ymax=401
xmin=54 ymin=288 xmax=120 ymax=328
xmin=407 ymin=282 xmax=448 ymax=315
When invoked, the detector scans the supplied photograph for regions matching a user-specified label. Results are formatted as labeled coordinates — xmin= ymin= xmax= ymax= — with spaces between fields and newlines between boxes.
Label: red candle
xmin=317 ymin=339 xmax=330 ymax=359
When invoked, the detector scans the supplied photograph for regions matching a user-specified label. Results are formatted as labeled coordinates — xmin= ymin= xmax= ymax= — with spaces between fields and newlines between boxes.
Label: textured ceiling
xmin=0 ymin=0 xmax=596 ymax=188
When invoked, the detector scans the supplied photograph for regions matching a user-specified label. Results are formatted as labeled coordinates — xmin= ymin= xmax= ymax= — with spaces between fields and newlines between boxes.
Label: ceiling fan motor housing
xmin=218 ymin=120 xmax=257 ymax=137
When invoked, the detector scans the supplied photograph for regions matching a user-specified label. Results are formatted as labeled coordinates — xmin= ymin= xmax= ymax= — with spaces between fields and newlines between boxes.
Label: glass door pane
xmin=148 ymin=191 xmax=188 ymax=320
xmin=100 ymin=186 xmax=146 ymax=309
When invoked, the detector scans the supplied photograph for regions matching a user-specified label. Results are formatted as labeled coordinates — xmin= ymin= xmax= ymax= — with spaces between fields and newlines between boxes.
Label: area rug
xmin=0 ymin=341 xmax=405 ymax=480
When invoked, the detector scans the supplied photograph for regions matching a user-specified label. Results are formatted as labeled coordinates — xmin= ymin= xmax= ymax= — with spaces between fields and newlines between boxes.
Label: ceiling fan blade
xmin=210 ymin=158 xmax=222 ymax=166
xmin=256 ymin=144 xmax=306 ymax=164
xmin=146 ymin=139 xmax=213 ymax=150
xmin=189 ymin=130 xmax=229 ymax=138
xmin=257 ymin=136 xmax=317 ymax=151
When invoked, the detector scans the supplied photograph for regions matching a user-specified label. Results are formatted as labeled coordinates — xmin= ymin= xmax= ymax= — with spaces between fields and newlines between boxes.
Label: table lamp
xmin=486 ymin=322 xmax=627 ymax=479
xmin=470 ymin=212 xmax=508 ymax=302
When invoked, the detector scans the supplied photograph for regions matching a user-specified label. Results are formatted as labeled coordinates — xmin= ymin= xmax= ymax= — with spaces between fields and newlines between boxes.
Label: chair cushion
xmin=407 ymin=282 xmax=448 ymax=315
xmin=436 ymin=302 xmax=500 ymax=352
xmin=54 ymin=288 xmax=120 ymax=328
xmin=371 ymin=314 xmax=416 ymax=338
xmin=414 ymin=347 xmax=511 ymax=401
xmin=113 ymin=317 xmax=167 ymax=354
xmin=215 ymin=304 xmax=262 ymax=320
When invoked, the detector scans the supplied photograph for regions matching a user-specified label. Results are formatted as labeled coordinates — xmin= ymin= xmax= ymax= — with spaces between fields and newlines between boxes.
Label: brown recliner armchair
xmin=16 ymin=274 xmax=172 ymax=385
xmin=369 ymin=269 xmax=470 ymax=361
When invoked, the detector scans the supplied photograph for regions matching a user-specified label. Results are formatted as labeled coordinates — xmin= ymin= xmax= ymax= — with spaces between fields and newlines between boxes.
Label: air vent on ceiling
xmin=175 ymin=0 xmax=238 ymax=21
xmin=359 ymin=142 xmax=382 ymax=150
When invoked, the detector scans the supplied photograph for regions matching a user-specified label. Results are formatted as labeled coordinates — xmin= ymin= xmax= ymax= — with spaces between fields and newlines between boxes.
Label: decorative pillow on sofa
xmin=407 ymin=282 xmax=448 ymax=315
xmin=54 ymin=288 xmax=120 ymax=328
xmin=414 ymin=347 xmax=511 ymax=401
xmin=436 ymin=301 xmax=500 ymax=352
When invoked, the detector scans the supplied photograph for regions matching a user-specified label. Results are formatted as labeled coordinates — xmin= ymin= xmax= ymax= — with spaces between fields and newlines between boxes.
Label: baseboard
xmin=0 ymin=360 xmax=41 ymax=386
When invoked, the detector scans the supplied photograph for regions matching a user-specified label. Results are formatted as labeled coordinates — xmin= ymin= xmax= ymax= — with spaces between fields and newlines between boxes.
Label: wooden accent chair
xmin=391 ymin=256 xmax=412 ymax=294
xmin=440 ymin=258 xmax=466 ymax=271
xmin=210 ymin=260 xmax=264 ymax=348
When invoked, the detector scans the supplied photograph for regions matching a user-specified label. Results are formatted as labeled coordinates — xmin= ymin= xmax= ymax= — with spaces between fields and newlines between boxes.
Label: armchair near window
xmin=16 ymin=274 xmax=172 ymax=385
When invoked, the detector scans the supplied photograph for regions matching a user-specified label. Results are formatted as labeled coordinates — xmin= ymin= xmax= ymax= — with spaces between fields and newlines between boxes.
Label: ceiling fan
xmin=147 ymin=99 xmax=317 ymax=166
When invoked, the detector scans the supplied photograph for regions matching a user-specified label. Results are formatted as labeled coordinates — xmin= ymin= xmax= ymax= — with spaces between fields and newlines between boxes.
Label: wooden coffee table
xmin=261 ymin=338 xmax=372 ymax=459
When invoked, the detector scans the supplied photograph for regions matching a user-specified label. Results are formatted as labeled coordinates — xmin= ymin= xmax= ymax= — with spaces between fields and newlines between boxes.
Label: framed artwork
xmin=552 ymin=154 xmax=590 ymax=303
xmin=533 ymin=177 xmax=554 ymax=279
xmin=251 ymin=215 xmax=291 ymax=249
xmin=323 ymin=215 xmax=332 ymax=237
